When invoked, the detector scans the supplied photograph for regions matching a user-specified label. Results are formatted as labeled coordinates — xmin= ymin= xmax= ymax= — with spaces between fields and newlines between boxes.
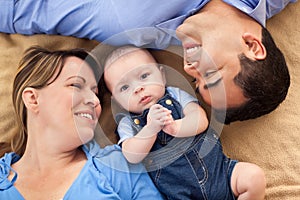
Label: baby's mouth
xmin=140 ymin=96 xmax=151 ymax=104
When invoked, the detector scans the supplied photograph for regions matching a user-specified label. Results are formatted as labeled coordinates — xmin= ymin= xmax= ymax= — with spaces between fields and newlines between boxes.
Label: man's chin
xmin=202 ymin=97 xmax=227 ymax=110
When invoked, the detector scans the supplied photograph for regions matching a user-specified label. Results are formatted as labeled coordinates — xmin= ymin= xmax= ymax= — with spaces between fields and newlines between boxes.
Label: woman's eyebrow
xmin=66 ymin=76 xmax=86 ymax=83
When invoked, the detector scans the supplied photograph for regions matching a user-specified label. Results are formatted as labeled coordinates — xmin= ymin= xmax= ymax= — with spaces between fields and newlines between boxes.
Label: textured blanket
xmin=0 ymin=2 xmax=299 ymax=199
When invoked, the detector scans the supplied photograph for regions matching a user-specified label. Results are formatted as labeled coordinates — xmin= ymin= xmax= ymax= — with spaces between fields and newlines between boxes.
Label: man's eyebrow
xmin=204 ymin=77 xmax=223 ymax=89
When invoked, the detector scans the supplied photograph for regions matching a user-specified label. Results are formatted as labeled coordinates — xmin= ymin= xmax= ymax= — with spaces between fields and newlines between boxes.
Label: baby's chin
xmin=143 ymin=101 xmax=157 ymax=111
xmin=129 ymin=102 xmax=156 ymax=114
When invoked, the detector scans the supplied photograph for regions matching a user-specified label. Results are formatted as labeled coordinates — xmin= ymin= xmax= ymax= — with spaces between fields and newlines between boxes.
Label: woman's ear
xmin=22 ymin=87 xmax=39 ymax=113
xmin=242 ymin=32 xmax=267 ymax=60
xmin=159 ymin=65 xmax=167 ymax=85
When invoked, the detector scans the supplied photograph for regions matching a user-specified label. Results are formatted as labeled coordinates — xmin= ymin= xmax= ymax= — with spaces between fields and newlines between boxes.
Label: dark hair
xmin=215 ymin=27 xmax=290 ymax=124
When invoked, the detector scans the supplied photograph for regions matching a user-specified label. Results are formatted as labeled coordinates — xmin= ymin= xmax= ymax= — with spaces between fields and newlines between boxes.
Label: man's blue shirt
xmin=0 ymin=0 xmax=296 ymax=46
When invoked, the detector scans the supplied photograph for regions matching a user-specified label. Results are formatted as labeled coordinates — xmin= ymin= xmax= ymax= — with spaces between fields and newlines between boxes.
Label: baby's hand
xmin=146 ymin=104 xmax=172 ymax=133
xmin=162 ymin=115 xmax=177 ymax=136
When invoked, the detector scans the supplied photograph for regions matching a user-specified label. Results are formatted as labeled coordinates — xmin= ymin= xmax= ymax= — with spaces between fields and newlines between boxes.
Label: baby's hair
xmin=104 ymin=45 xmax=155 ymax=69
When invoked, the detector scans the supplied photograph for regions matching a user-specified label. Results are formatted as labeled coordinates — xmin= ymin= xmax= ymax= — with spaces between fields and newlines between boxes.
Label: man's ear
xmin=22 ymin=87 xmax=39 ymax=113
xmin=242 ymin=32 xmax=266 ymax=60
xmin=159 ymin=65 xmax=167 ymax=85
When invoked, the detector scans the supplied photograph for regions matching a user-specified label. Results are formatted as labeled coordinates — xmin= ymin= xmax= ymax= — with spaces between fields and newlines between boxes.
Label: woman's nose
xmin=84 ymin=92 xmax=100 ymax=107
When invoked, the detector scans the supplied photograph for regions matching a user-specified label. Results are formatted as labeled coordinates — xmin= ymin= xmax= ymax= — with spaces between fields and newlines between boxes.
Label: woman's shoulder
xmin=81 ymin=140 xmax=153 ymax=199
xmin=84 ymin=140 xmax=123 ymax=158
xmin=83 ymin=140 xmax=147 ymax=174
xmin=84 ymin=141 xmax=133 ymax=171
xmin=0 ymin=152 xmax=19 ymax=170
xmin=0 ymin=152 xmax=20 ymax=190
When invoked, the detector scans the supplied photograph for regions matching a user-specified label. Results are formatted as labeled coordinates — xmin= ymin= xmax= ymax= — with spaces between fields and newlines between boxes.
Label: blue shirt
xmin=0 ymin=0 xmax=296 ymax=47
xmin=0 ymin=140 xmax=163 ymax=200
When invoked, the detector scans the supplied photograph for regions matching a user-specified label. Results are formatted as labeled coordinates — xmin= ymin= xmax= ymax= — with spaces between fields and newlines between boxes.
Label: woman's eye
xmin=141 ymin=73 xmax=149 ymax=79
xmin=70 ymin=83 xmax=82 ymax=89
xmin=93 ymin=89 xmax=99 ymax=96
xmin=120 ymin=85 xmax=129 ymax=92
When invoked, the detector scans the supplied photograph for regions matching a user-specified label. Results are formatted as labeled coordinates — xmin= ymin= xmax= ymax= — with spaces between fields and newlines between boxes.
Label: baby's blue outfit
xmin=0 ymin=140 xmax=163 ymax=200
xmin=116 ymin=87 xmax=237 ymax=200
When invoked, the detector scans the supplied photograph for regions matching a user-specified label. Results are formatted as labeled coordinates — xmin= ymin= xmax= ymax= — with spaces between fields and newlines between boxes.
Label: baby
xmin=104 ymin=45 xmax=266 ymax=200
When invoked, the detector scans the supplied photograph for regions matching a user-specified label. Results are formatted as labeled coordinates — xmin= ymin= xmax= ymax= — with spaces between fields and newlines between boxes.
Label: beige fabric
xmin=221 ymin=2 xmax=300 ymax=199
xmin=0 ymin=2 xmax=299 ymax=199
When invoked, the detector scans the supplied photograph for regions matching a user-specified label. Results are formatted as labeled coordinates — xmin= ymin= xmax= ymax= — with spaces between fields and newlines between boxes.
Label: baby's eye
xmin=120 ymin=85 xmax=129 ymax=92
xmin=141 ymin=73 xmax=150 ymax=79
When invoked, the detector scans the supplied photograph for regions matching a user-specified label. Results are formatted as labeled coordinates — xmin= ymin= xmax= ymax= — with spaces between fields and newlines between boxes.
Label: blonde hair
xmin=0 ymin=46 xmax=101 ymax=157
xmin=104 ymin=45 xmax=155 ymax=70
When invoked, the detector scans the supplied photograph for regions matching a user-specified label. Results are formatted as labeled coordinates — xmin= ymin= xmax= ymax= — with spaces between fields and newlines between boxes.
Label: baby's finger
xmin=163 ymin=119 xmax=173 ymax=126
xmin=159 ymin=115 xmax=172 ymax=123
xmin=150 ymin=104 xmax=163 ymax=110
xmin=163 ymin=108 xmax=172 ymax=115
xmin=150 ymin=107 xmax=168 ymax=116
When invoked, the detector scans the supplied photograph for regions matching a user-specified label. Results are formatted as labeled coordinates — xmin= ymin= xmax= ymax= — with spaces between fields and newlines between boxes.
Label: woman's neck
xmin=13 ymin=138 xmax=86 ymax=176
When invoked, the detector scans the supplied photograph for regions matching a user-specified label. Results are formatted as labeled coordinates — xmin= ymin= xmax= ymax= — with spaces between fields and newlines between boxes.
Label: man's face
xmin=176 ymin=9 xmax=248 ymax=109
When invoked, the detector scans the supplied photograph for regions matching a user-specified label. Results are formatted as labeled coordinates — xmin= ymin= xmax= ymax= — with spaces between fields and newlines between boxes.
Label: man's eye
xmin=141 ymin=73 xmax=149 ymax=79
xmin=120 ymin=85 xmax=129 ymax=92
xmin=204 ymin=70 xmax=217 ymax=78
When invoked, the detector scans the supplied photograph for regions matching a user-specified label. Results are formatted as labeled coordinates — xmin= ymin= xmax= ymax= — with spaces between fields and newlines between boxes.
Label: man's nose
xmin=184 ymin=62 xmax=200 ymax=78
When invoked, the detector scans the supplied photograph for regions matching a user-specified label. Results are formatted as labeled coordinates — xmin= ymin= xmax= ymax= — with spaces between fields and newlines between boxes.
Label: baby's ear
xmin=22 ymin=87 xmax=39 ymax=113
xmin=159 ymin=65 xmax=167 ymax=85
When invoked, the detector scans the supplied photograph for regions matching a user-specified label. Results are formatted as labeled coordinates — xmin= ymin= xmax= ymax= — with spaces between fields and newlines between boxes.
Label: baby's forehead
xmin=106 ymin=58 xmax=157 ymax=76
xmin=105 ymin=48 xmax=154 ymax=68
xmin=113 ymin=63 xmax=158 ymax=77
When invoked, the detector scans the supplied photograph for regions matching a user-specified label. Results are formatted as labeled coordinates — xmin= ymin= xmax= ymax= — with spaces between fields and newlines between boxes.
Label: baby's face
xmin=105 ymin=50 xmax=166 ymax=113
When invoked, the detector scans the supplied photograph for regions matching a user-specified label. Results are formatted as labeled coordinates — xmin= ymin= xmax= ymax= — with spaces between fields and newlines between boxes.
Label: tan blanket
xmin=0 ymin=2 xmax=299 ymax=199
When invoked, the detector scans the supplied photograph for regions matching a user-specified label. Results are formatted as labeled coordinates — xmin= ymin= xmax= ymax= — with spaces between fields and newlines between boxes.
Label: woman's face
xmin=37 ymin=56 xmax=101 ymax=146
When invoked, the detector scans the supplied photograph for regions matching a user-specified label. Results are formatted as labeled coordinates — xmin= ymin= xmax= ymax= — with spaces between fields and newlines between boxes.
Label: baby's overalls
xmin=129 ymin=92 xmax=237 ymax=200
